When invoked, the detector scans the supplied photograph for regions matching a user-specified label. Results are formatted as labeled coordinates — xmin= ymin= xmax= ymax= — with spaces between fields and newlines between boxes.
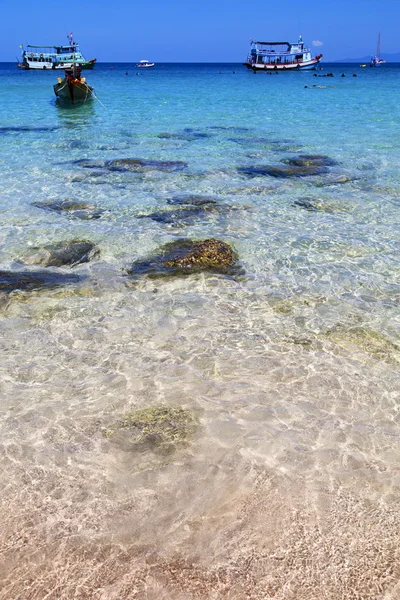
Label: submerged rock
xmin=293 ymin=197 xmax=335 ymax=212
xmin=166 ymin=194 xmax=218 ymax=207
xmin=158 ymin=130 xmax=212 ymax=141
xmin=73 ymin=159 xmax=108 ymax=169
xmin=0 ymin=270 xmax=81 ymax=293
xmin=136 ymin=205 xmax=217 ymax=226
xmin=32 ymin=199 xmax=104 ymax=220
xmin=208 ymin=126 xmax=251 ymax=132
xmin=73 ymin=157 xmax=188 ymax=172
xmin=137 ymin=196 xmax=238 ymax=227
xmin=107 ymin=158 xmax=188 ymax=172
xmin=58 ymin=139 xmax=89 ymax=150
xmin=106 ymin=405 xmax=198 ymax=454
xmin=230 ymin=136 xmax=302 ymax=152
xmin=19 ymin=240 xmax=100 ymax=267
xmin=127 ymin=238 xmax=240 ymax=279
xmin=69 ymin=171 xmax=109 ymax=184
xmin=0 ymin=125 xmax=59 ymax=134
xmin=249 ymin=142 xmax=303 ymax=153
xmin=326 ymin=326 xmax=400 ymax=365
xmin=285 ymin=154 xmax=338 ymax=167
xmin=313 ymin=174 xmax=357 ymax=187
xmin=238 ymin=164 xmax=329 ymax=178
xmin=229 ymin=136 xmax=275 ymax=146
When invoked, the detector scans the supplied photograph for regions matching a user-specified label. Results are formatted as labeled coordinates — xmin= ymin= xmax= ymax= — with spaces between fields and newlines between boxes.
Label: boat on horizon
xmin=54 ymin=65 xmax=94 ymax=104
xmin=136 ymin=60 xmax=155 ymax=68
xmin=244 ymin=35 xmax=322 ymax=71
xmin=370 ymin=33 xmax=386 ymax=67
xmin=18 ymin=33 xmax=96 ymax=70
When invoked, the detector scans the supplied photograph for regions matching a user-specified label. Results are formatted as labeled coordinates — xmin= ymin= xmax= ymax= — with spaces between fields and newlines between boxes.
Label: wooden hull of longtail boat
xmin=54 ymin=78 xmax=94 ymax=103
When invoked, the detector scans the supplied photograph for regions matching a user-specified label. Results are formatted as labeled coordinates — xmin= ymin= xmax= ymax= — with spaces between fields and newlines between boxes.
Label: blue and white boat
xmin=18 ymin=33 xmax=96 ymax=70
xmin=244 ymin=36 xmax=322 ymax=71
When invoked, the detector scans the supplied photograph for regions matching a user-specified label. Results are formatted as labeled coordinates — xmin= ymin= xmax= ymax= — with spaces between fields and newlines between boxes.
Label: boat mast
xmin=69 ymin=32 xmax=76 ymax=73
xmin=377 ymin=32 xmax=381 ymax=60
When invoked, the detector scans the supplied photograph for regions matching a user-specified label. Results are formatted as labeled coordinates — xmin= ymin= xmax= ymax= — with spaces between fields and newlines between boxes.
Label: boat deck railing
xmin=248 ymin=56 xmax=308 ymax=64
xmin=253 ymin=49 xmax=310 ymax=56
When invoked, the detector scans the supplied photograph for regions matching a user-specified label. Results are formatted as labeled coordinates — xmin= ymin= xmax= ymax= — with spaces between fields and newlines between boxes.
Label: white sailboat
xmin=370 ymin=33 xmax=386 ymax=67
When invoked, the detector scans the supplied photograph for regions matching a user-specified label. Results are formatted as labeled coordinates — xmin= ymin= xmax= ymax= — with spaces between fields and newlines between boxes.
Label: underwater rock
xmin=127 ymin=238 xmax=240 ymax=279
xmin=137 ymin=196 xmax=238 ymax=226
xmin=73 ymin=159 xmax=108 ymax=169
xmin=72 ymin=157 xmax=189 ymax=172
xmin=238 ymin=164 xmax=329 ymax=178
xmin=107 ymin=158 xmax=188 ymax=172
xmin=285 ymin=154 xmax=338 ymax=167
xmin=166 ymin=194 xmax=218 ymax=206
xmin=293 ymin=197 xmax=335 ymax=212
xmin=0 ymin=270 xmax=81 ymax=293
xmin=222 ymin=185 xmax=276 ymax=196
xmin=106 ymin=405 xmax=198 ymax=454
xmin=19 ymin=240 xmax=100 ymax=268
xmin=32 ymin=199 xmax=105 ymax=220
xmin=229 ymin=136 xmax=274 ymax=146
xmin=0 ymin=125 xmax=59 ymax=134
xmin=208 ymin=126 xmax=251 ymax=132
xmin=313 ymin=174 xmax=357 ymax=187
xmin=69 ymin=171 xmax=108 ymax=184
xmin=158 ymin=130 xmax=212 ymax=141
xmin=136 ymin=205 xmax=218 ymax=226
xmin=58 ymin=139 xmax=89 ymax=150
xmin=230 ymin=136 xmax=302 ymax=152
xmin=326 ymin=326 xmax=400 ymax=365
xmin=250 ymin=142 xmax=304 ymax=153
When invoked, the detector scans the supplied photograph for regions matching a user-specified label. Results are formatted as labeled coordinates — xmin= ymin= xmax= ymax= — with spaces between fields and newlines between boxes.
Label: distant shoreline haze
xmin=335 ymin=52 xmax=400 ymax=62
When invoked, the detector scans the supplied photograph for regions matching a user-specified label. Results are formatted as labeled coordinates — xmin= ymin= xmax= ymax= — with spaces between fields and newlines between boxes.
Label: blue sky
xmin=2 ymin=0 xmax=399 ymax=62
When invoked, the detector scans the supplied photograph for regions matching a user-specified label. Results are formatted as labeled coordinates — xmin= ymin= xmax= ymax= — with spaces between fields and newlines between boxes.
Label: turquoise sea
xmin=0 ymin=62 xmax=399 ymax=599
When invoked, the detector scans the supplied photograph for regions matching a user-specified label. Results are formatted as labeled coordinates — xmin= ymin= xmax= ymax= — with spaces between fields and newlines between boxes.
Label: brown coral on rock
xmin=126 ymin=238 xmax=241 ymax=279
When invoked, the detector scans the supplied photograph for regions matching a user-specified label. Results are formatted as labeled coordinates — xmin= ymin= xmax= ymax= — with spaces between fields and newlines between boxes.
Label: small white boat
xmin=136 ymin=59 xmax=155 ymax=68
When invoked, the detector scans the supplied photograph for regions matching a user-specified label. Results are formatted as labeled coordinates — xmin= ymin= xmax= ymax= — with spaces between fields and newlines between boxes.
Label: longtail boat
xmin=54 ymin=66 xmax=94 ymax=103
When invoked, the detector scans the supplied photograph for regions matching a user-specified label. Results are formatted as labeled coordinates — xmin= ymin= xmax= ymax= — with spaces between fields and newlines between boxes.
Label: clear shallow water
xmin=0 ymin=62 xmax=399 ymax=599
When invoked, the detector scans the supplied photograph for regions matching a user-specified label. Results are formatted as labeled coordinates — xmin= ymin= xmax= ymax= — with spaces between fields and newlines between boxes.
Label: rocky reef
xmin=136 ymin=195 xmax=231 ymax=226
xmin=126 ymin=238 xmax=240 ymax=279
xmin=136 ymin=205 xmax=218 ymax=226
xmin=238 ymin=164 xmax=329 ymax=178
xmin=237 ymin=152 xmax=341 ymax=179
xmin=326 ymin=326 xmax=400 ymax=365
xmin=0 ymin=270 xmax=81 ymax=293
xmin=0 ymin=125 xmax=59 ymax=134
xmin=106 ymin=405 xmax=198 ymax=454
xmin=284 ymin=154 xmax=338 ymax=167
xmin=158 ymin=130 xmax=212 ymax=141
xmin=166 ymin=194 xmax=218 ymax=207
xmin=293 ymin=197 xmax=336 ymax=212
xmin=74 ymin=158 xmax=188 ymax=172
xmin=32 ymin=199 xmax=104 ymax=220
xmin=19 ymin=240 xmax=100 ymax=268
